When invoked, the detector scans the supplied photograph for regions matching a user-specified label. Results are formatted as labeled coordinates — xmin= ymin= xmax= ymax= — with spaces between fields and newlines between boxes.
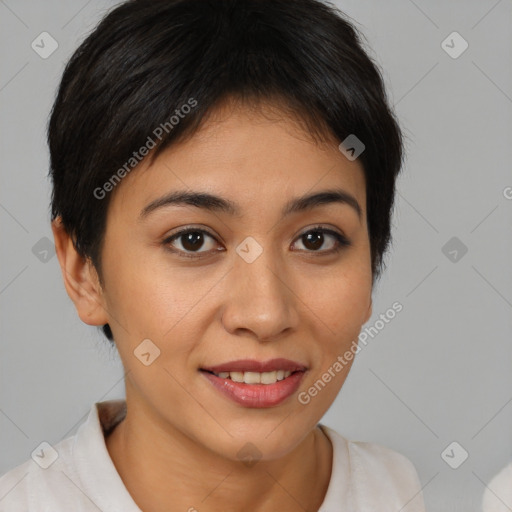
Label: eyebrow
xmin=139 ymin=188 xmax=362 ymax=222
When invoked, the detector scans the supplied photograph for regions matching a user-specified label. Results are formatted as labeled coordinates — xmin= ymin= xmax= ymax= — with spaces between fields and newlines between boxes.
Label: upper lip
xmin=201 ymin=358 xmax=307 ymax=373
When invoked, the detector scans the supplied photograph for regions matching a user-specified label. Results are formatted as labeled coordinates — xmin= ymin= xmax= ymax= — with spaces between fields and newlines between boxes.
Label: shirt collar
xmin=317 ymin=424 xmax=352 ymax=510
xmin=72 ymin=399 xmax=142 ymax=511
xmin=72 ymin=400 xmax=347 ymax=510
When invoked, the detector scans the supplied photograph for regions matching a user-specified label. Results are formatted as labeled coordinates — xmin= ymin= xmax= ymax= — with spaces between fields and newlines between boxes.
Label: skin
xmin=52 ymin=99 xmax=373 ymax=512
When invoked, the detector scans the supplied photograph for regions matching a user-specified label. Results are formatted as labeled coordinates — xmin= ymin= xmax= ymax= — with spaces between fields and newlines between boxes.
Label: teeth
xmin=230 ymin=372 xmax=244 ymax=383
xmin=213 ymin=370 xmax=293 ymax=384
xmin=260 ymin=371 xmax=276 ymax=384
xmin=244 ymin=372 xmax=261 ymax=384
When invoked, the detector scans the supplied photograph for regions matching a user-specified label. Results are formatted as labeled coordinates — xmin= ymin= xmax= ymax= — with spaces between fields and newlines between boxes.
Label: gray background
xmin=1 ymin=1 xmax=511 ymax=511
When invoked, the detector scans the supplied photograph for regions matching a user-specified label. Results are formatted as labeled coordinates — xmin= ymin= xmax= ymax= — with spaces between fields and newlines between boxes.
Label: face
xmin=72 ymin=101 xmax=372 ymax=461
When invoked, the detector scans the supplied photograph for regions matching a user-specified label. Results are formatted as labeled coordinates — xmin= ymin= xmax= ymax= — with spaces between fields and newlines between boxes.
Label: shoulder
xmin=320 ymin=425 xmax=425 ymax=512
xmin=482 ymin=462 xmax=512 ymax=512
xmin=0 ymin=400 xmax=135 ymax=512
xmin=348 ymin=436 xmax=420 ymax=478
xmin=0 ymin=459 xmax=32 ymax=511
xmin=0 ymin=436 xmax=78 ymax=511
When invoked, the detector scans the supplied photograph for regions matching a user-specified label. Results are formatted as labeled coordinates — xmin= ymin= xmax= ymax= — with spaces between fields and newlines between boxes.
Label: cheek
xmin=297 ymin=270 xmax=370 ymax=413
xmin=305 ymin=264 xmax=371 ymax=344
xmin=102 ymin=246 xmax=218 ymax=346
xmin=102 ymin=228 xmax=371 ymax=345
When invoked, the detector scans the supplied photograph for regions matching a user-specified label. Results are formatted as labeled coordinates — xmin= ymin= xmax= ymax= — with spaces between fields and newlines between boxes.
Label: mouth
xmin=199 ymin=358 xmax=307 ymax=408
xmin=200 ymin=369 xmax=301 ymax=384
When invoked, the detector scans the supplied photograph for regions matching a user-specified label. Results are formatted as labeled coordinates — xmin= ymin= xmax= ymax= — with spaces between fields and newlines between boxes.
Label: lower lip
xmin=201 ymin=370 xmax=305 ymax=408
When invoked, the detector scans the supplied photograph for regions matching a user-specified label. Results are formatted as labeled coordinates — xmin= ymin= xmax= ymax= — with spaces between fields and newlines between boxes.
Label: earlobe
xmin=51 ymin=217 xmax=109 ymax=327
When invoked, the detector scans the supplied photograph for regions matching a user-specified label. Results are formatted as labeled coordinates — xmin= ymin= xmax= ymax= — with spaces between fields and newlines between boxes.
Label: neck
xmin=105 ymin=394 xmax=333 ymax=512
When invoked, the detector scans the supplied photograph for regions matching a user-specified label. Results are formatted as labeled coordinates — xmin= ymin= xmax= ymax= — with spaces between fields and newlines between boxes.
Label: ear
xmin=51 ymin=217 xmax=109 ymax=327
xmin=363 ymin=296 xmax=372 ymax=324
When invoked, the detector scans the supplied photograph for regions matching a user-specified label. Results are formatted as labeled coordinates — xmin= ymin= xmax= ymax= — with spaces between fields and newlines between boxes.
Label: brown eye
xmin=163 ymin=225 xmax=350 ymax=260
xmin=164 ymin=228 xmax=221 ymax=258
xmin=180 ymin=231 xmax=206 ymax=251
xmin=292 ymin=227 xmax=351 ymax=254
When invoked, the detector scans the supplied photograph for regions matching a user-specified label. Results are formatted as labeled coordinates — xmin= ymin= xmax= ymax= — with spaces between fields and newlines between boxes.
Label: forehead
xmin=109 ymin=102 xmax=367 ymax=221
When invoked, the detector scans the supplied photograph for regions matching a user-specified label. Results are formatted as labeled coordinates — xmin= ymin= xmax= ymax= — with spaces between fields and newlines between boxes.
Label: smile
xmin=208 ymin=370 xmax=293 ymax=384
xmin=200 ymin=358 xmax=307 ymax=408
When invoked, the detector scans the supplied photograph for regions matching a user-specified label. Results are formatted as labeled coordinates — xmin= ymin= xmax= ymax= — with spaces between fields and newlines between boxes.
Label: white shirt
xmin=482 ymin=462 xmax=512 ymax=512
xmin=0 ymin=399 xmax=425 ymax=511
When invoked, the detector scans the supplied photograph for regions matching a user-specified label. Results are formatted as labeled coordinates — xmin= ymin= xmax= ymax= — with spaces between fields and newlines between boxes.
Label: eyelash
xmin=162 ymin=225 xmax=351 ymax=260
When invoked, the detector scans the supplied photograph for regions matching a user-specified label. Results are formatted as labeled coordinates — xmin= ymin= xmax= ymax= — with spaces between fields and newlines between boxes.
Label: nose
xmin=221 ymin=243 xmax=299 ymax=342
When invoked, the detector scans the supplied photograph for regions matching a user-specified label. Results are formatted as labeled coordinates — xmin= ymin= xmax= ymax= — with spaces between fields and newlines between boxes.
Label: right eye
xmin=163 ymin=228 xmax=223 ymax=259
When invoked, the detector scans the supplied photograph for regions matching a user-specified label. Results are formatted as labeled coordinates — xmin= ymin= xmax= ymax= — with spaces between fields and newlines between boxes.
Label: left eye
xmin=292 ymin=227 xmax=350 ymax=253
xmin=163 ymin=226 xmax=350 ymax=259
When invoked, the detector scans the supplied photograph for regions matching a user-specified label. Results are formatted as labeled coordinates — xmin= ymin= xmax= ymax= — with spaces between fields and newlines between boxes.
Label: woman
xmin=0 ymin=0 xmax=425 ymax=510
